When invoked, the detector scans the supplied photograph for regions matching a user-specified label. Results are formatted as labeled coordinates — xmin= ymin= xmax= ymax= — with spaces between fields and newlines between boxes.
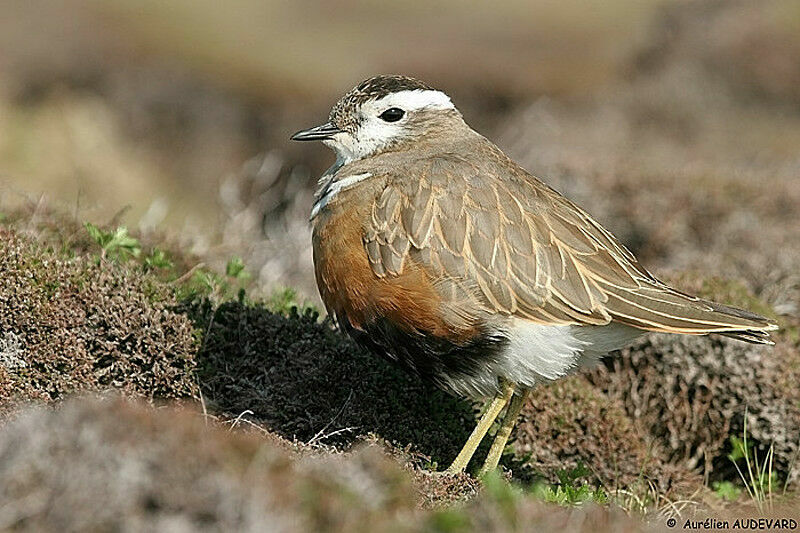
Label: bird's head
xmin=291 ymin=75 xmax=464 ymax=165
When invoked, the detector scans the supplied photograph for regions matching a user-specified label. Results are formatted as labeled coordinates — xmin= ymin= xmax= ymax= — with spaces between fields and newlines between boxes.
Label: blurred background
xmin=1 ymin=0 xmax=799 ymax=307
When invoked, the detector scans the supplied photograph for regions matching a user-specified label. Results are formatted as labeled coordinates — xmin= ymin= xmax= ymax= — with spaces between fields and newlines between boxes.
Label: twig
xmin=107 ymin=205 xmax=131 ymax=227
xmin=172 ymin=262 xmax=206 ymax=285
xmin=228 ymin=410 xmax=254 ymax=431
xmin=309 ymin=426 xmax=356 ymax=445
xmin=308 ymin=389 xmax=356 ymax=446
xmin=196 ymin=376 xmax=208 ymax=427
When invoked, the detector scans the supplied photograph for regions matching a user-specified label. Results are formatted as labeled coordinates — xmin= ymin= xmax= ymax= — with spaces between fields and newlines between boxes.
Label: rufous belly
xmin=312 ymin=205 xmax=464 ymax=341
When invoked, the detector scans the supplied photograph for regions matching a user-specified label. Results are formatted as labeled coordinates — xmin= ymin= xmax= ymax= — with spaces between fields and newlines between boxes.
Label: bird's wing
xmin=363 ymin=155 xmax=777 ymax=341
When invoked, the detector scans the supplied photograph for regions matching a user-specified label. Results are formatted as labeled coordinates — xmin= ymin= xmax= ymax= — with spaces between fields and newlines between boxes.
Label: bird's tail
xmin=604 ymin=284 xmax=779 ymax=345
xmin=704 ymin=301 xmax=778 ymax=345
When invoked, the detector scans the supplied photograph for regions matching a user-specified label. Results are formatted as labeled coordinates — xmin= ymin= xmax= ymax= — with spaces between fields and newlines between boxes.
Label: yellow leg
xmin=479 ymin=388 xmax=531 ymax=477
xmin=446 ymin=381 xmax=514 ymax=474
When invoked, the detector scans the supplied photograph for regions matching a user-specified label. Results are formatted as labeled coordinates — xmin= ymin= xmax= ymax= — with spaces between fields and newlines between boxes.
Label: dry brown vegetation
xmin=1 ymin=0 xmax=799 ymax=530
xmin=0 ymin=397 xmax=664 ymax=532
xmin=0 ymin=230 xmax=198 ymax=417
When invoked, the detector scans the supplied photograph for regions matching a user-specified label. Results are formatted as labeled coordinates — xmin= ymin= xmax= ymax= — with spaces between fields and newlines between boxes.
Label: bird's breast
xmin=312 ymin=197 xmax=509 ymax=397
xmin=311 ymin=186 xmax=472 ymax=343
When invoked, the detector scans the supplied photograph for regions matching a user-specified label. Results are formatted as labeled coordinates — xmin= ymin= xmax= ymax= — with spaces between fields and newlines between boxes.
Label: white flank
xmin=440 ymin=321 xmax=586 ymax=399
xmin=501 ymin=320 xmax=588 ymax=384
xmin=310 ymin=172 xmax=372 ymax=219
xmin=440 ymin=320 xmax=643 ymax=400
xmin=570 ymin=322 xmax=644 ymax=368
xmin=499 ymin=320 xmax=643 ymax=387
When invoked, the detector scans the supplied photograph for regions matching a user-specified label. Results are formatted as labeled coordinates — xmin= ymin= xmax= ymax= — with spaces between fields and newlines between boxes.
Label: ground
xmin=0 ymin=0 xmax=799 ymax=530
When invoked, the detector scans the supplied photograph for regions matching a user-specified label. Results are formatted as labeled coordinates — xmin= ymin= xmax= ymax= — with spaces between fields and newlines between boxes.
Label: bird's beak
xmin=290 ymin=122 xmax=343 ymax=141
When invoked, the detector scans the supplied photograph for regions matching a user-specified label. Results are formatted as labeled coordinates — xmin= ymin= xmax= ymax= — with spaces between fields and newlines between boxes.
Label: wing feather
xmin=362 ymin=156 xmax=776 ymax=341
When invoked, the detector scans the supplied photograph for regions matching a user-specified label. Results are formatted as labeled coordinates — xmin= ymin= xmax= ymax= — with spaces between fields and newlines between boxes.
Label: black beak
xmin=290 ymin=122 xmax=343 ymax=141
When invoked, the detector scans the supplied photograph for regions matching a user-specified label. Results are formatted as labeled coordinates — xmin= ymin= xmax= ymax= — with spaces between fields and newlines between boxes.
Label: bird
xmin=291 ymin=75 xmax=779 ymax=476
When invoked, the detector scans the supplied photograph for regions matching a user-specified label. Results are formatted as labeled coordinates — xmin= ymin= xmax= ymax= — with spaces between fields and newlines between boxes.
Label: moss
xmin=266 ymin=286 xmax=319 ymax=316
xmin=0 ymin=397 xmax=667 ymax=532
xmin=0 ymin=211 xmax=482 ymax=476
xmin=588 ymin=333 xmax=800 ymax=487
xmin=512 ymin=376 xmax=696 ymax=494
xmin=2 ymin=206 xmax=796 ymax=512
xmin=662 ymin=271 xmax=800 ymax=412
xmin=186 ymin=299 xmax=485 ymax=469
xmin=3 ymin=204 xmax=204 ymax=289
xmin=0 ymin=398 xmax=421 ymax=531
xmin=0 ymin=230 xmax=199 ymax=415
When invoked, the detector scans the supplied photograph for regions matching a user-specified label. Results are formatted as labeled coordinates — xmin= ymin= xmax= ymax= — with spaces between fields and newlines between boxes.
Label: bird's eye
xmin=379 ymin=108 xmax=405 ymax=122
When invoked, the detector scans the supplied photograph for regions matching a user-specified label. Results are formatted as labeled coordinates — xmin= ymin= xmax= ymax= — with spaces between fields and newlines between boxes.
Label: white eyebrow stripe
xmin=310 ymin=172 xmax=373 ymax=219
xmin=373 ymin=89 xmax=454 ymax=111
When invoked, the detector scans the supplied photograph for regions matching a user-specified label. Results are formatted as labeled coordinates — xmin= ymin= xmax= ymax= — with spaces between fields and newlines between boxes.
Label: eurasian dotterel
xmin=291 ymin=75 xmax=778 ymax=476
